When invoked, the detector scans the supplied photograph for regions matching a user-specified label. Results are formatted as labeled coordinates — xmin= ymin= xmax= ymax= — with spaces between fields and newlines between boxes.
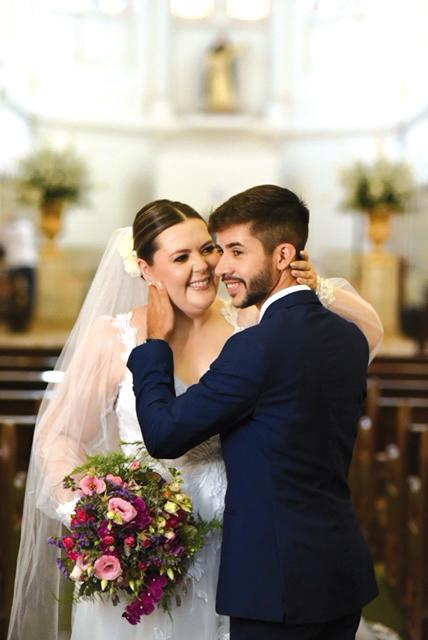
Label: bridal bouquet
xmin=48 ymin=448 xmax=219 ymax=625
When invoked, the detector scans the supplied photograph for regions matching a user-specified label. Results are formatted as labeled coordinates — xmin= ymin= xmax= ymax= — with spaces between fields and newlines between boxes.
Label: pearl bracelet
xmin=315 ymin=276 xmax=335 ymax=309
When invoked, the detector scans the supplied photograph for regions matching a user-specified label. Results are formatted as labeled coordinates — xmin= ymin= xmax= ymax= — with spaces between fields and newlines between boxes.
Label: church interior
xmin=1 ymin=1 xmax=428 ymax=638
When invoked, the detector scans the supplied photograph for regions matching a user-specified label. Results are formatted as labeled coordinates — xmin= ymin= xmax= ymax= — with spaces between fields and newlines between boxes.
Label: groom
xmin=127 ymin=185 xmax=378 ymax=639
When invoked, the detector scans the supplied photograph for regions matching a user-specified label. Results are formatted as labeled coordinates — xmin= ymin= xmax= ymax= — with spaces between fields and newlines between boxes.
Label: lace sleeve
xmin=33 ymin=315 xmax=127 ymax=518
xmin=320 ymin=278 xmax=384 ymax=363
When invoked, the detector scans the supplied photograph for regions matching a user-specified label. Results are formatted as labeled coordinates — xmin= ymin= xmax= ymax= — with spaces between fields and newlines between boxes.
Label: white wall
xmin=1 ymin=0 xmax=427 ymax=301
xmin=33 ymin=122 xmax=154 ymax=246
xmin=0 ymin=103 xmax=32 ymax=173
xmin=396 ymin=111 xmax=428 ymax=303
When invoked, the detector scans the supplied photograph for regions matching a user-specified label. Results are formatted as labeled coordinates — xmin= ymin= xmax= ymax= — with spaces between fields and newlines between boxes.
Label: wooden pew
xmin=370 ymin=359 xmax=428 ymax=380
xmin=349 ymin=414 xmax=375 ymax=539
xmin=350 ymin=378 xmax=428 ymax=557
xmin=377 ymin=379 xmax=428 ymax=396
xmin=0 ymin=346 xmax=60 ymax=358
xmin=0 ymin=418 xmax=16 ymax=638
xmin=0 ymin=415 xmax=36 ymax=640
xmin=0 ymin=349 xmax=60 ymax=637
xmin=0 ymin=370 xmax=52 ymax=391
xmin=363 ymin=390 xmax=428 ymax=566
xmin=383 ymin=403 xmax=412 ymax=594
xmin=0 ymin=390 xmax=46 ymax=415
xmin=404 ymin=425 xmax=428 ymax=640
xmin=0 ymin=355 xmax=58 ymax=371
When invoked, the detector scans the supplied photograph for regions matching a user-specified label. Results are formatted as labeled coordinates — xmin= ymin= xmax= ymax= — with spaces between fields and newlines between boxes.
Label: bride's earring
xmin=140 ymin=274 xmax=154 ymax=285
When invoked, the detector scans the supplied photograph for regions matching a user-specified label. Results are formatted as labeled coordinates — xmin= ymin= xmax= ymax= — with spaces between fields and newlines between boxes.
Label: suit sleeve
xmin=127 ymin=330 xmax=265 ymax=458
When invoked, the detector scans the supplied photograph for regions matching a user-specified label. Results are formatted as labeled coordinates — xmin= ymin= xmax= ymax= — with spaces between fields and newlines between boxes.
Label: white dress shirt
xmin=259 ymin=285 xmax=311 ymax=322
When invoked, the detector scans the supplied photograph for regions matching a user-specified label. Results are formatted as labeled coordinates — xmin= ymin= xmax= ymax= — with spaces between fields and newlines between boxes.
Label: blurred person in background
xmin=0 ymin=215 xmax=38 ymax=331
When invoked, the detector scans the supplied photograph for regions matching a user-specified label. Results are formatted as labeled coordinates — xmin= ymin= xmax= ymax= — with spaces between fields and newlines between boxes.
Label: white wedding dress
xmin=71 ymin=310 xmax=230 ymax=640
xmin=70 ymin=309 xmax=398 ymax=640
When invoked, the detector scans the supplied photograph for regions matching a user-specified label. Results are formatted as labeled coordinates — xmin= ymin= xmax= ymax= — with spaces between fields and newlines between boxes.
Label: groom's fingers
xmin=146 ymin=281 xmax=175 ymax=341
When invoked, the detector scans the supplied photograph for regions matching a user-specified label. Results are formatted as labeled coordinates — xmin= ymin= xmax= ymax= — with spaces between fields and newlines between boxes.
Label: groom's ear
xmin=275 ymin=243 xmax=296 ymax=272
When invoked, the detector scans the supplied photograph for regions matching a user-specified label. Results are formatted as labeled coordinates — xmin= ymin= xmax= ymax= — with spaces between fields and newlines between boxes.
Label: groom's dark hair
xmin=208 ymin=185 xmax=309 ymax=255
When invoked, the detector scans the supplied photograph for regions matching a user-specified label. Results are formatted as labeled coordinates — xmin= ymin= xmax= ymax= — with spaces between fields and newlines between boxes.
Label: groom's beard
xmin=232 ymin=262 xmax=278 ymax=309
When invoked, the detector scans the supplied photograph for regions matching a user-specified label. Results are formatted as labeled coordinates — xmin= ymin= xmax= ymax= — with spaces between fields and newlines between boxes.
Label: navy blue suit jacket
xmin=127 ymin=290 xmax=378 ymax=624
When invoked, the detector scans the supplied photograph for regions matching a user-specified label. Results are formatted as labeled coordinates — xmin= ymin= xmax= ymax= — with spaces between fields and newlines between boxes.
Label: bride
xmin=8 ymin=198 xmax=389 ymax=640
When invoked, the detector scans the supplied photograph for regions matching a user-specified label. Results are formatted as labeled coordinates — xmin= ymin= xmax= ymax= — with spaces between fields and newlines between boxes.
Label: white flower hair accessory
xmin=117 ymin=227 xmax=140 ymax=278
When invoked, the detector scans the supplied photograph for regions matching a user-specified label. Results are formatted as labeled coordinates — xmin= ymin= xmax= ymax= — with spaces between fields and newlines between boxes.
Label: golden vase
xmin=367 ymin=207 xmax=392 ymax=250
xmin=39 ymin=197 xmax=65 ymax=254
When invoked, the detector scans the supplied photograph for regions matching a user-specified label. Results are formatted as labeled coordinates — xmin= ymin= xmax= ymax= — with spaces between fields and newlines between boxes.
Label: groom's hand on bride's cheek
xmin=146 ymin=282 xmax=175 ymax=341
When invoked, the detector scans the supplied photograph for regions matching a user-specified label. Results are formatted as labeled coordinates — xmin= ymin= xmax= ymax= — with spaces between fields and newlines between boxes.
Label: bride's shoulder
xmin=127 ymin=306 xmax=148 ymax=344
xmin=88 ymin=307 xmax=146 ymax=339
xmin=217 ymin=298 xmax=259 ymax=329
xmin=216 ymin=298 xmax=239 ymax=328
xmin=236 ymin=305 xmax=259 ymax=328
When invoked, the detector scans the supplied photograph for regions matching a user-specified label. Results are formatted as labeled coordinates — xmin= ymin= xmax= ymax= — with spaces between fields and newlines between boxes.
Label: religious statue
xmin=203 ymin=36 xmax=240 ymax=113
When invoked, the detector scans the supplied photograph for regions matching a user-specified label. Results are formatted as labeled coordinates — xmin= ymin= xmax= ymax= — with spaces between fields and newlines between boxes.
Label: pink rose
xmin=106 ymin=474 xmax=123 ymax=486
xmin=79 ymin=475 xmax=106 ymax=495
xmin=129 ymin=461 xmax=141 ymax=471
xmin=94 ymin=555 xmax=122 ymax=581
xmin=125 ymin=536 xmax=135 ymax=546
xmin=108 ymin=497 xmax=137 ymax=523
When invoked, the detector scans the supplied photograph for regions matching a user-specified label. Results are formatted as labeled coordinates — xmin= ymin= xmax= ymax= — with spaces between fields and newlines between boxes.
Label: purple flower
xmin=148 ymin=575 xmax=168 ymax=602
xmin=56 ymin=558 xmax=70 ymax=578
xmin=151 ymin=557 xmax=162 ymax=568
xmin=98 ymin=520 xmax=111 ymax=537
xmin=48 ymin=536 xmax=63 ymax=548
xmin=123 ymin=600 xmax=142 ymax=625
xmin=139 ymin=591 xmax=156 ymax=615
xmin=122 ymin=591 xmax=155 ymax=625
xmin=172 ymin=545 xmax=186 ymax=557
xmin=133 ymin=497 xmax=147 ymax=512
xmin=136 ymin=512 xmax=153 ymax=529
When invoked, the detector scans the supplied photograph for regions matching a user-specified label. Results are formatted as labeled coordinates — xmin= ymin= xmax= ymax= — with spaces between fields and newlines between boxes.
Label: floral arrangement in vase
xmin=15 ymin=147 xmax=90 ymax=246
xmin=15 ymin=147 xmax=89 ymax=207
xmin=340 ymin=157 xmax=415 ymax=215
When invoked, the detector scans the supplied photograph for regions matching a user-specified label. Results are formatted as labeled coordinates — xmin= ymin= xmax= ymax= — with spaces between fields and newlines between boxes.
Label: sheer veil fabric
xmin=7 ymin=226 xmax=383 ymax=640
xmin=7 ymin=228 xmax=148 ymax=640
xmin=326 ymin=278 xmax=383 ymax=364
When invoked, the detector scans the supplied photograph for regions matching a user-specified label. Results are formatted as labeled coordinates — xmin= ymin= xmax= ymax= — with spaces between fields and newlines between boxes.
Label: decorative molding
xmin=3 ymin=90 xmax=428 ymax=141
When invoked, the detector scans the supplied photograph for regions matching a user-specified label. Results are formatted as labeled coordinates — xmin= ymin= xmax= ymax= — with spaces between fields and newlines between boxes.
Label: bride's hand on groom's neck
xmin=290 ymin=250 xmax=318 ymax=289
xmin=146 ymin=282 xmax=175 ymax=342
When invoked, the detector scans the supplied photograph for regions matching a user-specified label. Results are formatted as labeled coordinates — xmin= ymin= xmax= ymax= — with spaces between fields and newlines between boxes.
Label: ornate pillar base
xmin=360 ymin=250 xmax=416 ymax=355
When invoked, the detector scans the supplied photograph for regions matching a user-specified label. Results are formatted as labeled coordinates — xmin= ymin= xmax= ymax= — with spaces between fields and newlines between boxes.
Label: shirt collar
xmin=258 ymin=285 xmax=311 ymax=321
